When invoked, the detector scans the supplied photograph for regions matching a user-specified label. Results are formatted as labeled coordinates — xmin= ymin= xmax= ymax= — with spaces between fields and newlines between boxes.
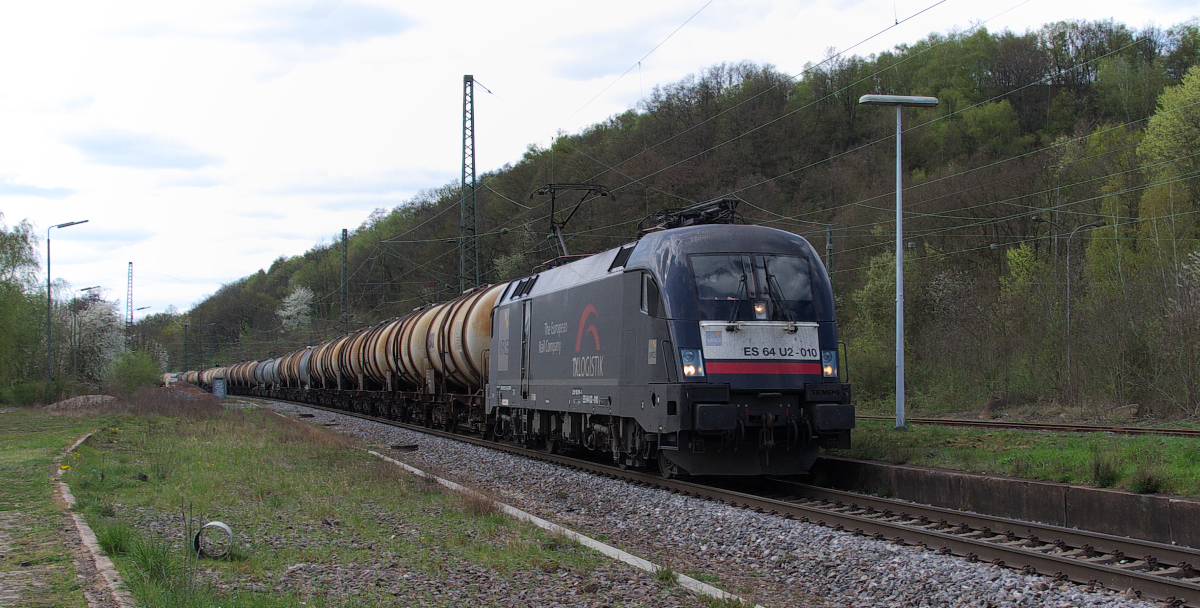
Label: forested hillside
xmin=10 ymin=18 xmax=1200 ymax=414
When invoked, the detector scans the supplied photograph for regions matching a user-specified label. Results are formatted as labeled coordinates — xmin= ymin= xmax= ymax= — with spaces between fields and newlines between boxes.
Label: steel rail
xmin=254 ymin=397 xmax=1200 ymax=606
xmin=858 ymin=415 xmax=1200 ymax=438
xmin=755 ymin=479 xmax=1200 ymax=604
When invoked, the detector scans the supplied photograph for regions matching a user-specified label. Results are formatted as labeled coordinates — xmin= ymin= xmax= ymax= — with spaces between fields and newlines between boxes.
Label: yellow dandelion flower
xmin=61 ymin=465 xmax=70 ymax=470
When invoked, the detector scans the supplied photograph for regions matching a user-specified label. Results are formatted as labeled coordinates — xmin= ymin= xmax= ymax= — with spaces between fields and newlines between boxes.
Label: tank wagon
xmin=198 ymin=216 xmax=853 ymax=476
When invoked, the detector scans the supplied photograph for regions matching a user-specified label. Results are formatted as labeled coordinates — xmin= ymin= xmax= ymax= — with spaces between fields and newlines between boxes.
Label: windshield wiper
xmin=728 ymin=270 xmax=749 ymax=325
xmin=762 ymin=258 xmax=796 ymax=324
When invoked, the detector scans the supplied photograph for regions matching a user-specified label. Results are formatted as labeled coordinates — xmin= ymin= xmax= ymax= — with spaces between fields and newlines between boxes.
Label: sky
xmin=2 ymin=0 xmax=1196 ymax=320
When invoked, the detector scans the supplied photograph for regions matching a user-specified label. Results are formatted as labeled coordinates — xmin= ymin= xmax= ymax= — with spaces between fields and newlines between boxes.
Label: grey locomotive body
xmin=487 ymin=224 xmax=852 ymax=476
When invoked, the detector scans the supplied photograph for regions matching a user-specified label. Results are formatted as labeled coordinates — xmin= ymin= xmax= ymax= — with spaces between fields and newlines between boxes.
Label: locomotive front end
xmin=636 ymin=224 xmax=853 ymax=476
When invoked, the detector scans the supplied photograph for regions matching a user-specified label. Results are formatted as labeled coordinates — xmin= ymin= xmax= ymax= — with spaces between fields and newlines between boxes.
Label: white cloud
xmin=0 ymin=0 xmax=1194 ymax=320
xmin=67 ymin=130 xmax=221 ymax=169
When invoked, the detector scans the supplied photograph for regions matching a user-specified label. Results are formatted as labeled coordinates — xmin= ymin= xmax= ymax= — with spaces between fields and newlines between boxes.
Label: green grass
xmin=841 ymin=418 xmax=1200 ymax=495
xmin=61 ymin=400 xmax=613 ymax=607
xmin=0 ymin=408 xmax=121 ymax=607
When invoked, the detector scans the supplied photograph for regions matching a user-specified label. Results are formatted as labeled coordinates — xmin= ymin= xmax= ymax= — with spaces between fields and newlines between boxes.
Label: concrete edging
xmin=812 ymin=456 xmax=1200 ymax=548
xmin=367 ymin=450 xmax=765 ymax=607
xmin=55 ymin=431 xmax=136 ymax=608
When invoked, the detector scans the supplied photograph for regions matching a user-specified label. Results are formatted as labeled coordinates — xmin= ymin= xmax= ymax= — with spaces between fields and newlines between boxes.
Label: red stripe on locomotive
xmin=706 ymin=361 xmax=821 ymax=375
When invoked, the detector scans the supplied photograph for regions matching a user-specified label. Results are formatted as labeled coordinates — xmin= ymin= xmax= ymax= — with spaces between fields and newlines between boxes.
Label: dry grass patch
xmin=269 ymin=412 xmax=356 ymax=449
xmin=460 ymin=489 xmax=500 ymax=516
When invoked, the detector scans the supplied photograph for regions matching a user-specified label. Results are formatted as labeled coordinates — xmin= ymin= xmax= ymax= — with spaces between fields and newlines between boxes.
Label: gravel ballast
xmin=256 ymin=400 xmax=1161 ymax=608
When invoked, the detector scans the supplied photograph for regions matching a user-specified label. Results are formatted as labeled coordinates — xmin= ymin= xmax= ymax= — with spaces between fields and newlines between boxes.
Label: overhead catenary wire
xmin=189 ymin=7 xmax=1198 ymax=360
xmin=828 ymin=203 xmax=1200 ymax=279
xmin=553 ymin=8 xmax=1189 ymax=247
xmin=565 ymin=0 xmax=974 ymax=192
xmin=349 ymin=0 xmax=1037 ymax=266
xmin=569 ymin=0 xmax=717 ymax=120
xmin=827 ymin=166 xmax=1200 ymax=262
xmin=345 ymin=11 xmax=1180 ymax=326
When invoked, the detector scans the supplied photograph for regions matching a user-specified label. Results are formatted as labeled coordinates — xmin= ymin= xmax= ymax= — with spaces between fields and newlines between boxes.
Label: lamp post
xmin=46 ymin=219 xmax=88 ymax=387
xmin=131 ymin=306 xmax=150 ymax=350
xmin=72 ymin=286 xmax=100 ymax=380
xmin=183 ymin=321 xmax=189 ymax=372
xmin=858 ymin=94 xmax=938 ymax=430
xmin=1032 ymin=216 xmax=1104 ymax=402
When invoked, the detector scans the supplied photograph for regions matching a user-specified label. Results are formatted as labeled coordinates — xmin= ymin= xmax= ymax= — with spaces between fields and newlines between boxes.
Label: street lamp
xmin=131 ymin=306 xmax=150 ymax=350
xmin=183 ymin=321 xmax=189 ymax=372
xmin=46 ymin=219 xmax=88 ymax=387
xmin=1032 ymin=216 xmax=1105 ymax=402
xmin=72 ymin=286 xmax=100 ymax=380
xmin=858 ymin=94 xmax=938 ymax=430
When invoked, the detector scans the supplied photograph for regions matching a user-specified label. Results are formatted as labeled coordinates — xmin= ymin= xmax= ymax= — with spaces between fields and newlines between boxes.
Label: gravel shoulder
xmin=253 ymin=399 xmax=1163 ymax=608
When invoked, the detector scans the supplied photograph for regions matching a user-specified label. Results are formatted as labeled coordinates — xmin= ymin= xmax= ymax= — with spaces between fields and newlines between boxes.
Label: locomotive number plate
xmin=698 ymin=321 xmax=820 ymax=360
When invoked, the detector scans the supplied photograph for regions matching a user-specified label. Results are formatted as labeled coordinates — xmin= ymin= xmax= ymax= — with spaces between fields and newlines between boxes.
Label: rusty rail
xmin=858 ymin=415 xmax=1200 ymax=438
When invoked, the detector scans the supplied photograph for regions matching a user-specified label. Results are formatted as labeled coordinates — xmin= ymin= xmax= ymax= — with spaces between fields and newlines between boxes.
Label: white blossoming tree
xmin=278 ymin=286 xmax=313 ymax=332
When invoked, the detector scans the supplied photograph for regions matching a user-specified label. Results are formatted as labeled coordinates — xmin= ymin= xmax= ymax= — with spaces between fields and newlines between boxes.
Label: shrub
xmin=1128 ymin=462 xmax=1166 ymax=494
xmin=0 ymin=379 xmax=60 ymax=406
xmin=106 ymin=350 xmax=162 ymax=396
xmin=1090 ymin=451 xmax=1120 ymax=488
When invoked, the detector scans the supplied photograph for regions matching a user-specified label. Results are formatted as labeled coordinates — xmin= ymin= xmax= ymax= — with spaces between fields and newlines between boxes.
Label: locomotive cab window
xmin=640 ymin=272 xmax=662 ymax=317
xmin=690 ymin=253 xmax=816 ymax=321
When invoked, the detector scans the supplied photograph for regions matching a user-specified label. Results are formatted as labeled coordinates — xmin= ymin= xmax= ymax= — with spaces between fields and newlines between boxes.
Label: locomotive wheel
xmin=658 ymin=456 xmax=679 ymax=480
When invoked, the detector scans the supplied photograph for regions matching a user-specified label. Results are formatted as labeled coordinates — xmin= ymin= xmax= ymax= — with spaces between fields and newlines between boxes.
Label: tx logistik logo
xmin=572 ymin=304 xmax=604 ymax=377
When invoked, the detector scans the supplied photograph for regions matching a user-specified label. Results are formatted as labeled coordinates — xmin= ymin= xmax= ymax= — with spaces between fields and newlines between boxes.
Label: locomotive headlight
xmin=680 ymin=349 xmax=705 ymax=377
xmin=822 ymin=349 xmax=839 ymax=378
xmin=753 ymin=300 xmax=767 ymax=320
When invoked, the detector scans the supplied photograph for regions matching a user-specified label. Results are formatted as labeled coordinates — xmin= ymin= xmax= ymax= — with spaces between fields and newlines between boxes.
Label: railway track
xmin=257 ymin=397 xmax=1200 ymax=606
xmin=859 ymin=415 xmax=1200 ymax=438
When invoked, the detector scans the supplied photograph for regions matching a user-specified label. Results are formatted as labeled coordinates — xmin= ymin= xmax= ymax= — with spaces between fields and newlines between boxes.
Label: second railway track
xmin=258 ymin=396 xmax=1200 ymax=606
xmin=858 ymin=415 xmax=1200 ymax=438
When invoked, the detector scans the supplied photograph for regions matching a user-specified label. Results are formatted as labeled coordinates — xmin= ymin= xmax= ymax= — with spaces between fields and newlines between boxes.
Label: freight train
xmin=180 ymin=201 xmax=854 ymax=477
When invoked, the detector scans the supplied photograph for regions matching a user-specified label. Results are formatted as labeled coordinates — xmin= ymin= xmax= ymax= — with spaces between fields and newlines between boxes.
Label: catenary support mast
xmin=126 ymin=262 xmax=133 ymax=350
xmin=460 ymin=75 xmax=479 ymax=293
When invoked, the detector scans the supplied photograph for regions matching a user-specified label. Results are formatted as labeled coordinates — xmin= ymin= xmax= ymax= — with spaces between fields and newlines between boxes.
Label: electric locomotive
xmin=197 ymin=199 xmax=853 ymax=477
xmin=487 ymin=208 xmax=852 ymax=476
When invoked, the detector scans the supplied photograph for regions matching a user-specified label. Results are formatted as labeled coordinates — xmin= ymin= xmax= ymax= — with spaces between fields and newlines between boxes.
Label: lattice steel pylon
xmin=459 ymin=74 xmax=479 ymax=293
xmin=340 ymin=228 xmax=349 ymax=334
xmin=125 ymin=262 xmax=133 ymax=350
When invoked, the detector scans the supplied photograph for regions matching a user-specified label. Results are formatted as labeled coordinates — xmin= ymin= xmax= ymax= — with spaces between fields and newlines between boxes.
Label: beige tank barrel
xmin=426 ymin=302 xmax=456 ymax=381
xmin=391 ymin=310 xmax=425 ymax=388
xmin=327 ymin=334 xmax=355 ymax=387
xmin=426 ymin=284 xmax=506 ymax=390
xmin=344 ymin=328 xmax=372 ymax=386
xmin=363 ymin=317 xmax=407 ymax=388
xmin=399 ymin=304 xmax=443 ymax=388
xmin=308 ymin=342 xmax=327 ymax=386
xmin=447 ymin=283 xmax=506 ymax=388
